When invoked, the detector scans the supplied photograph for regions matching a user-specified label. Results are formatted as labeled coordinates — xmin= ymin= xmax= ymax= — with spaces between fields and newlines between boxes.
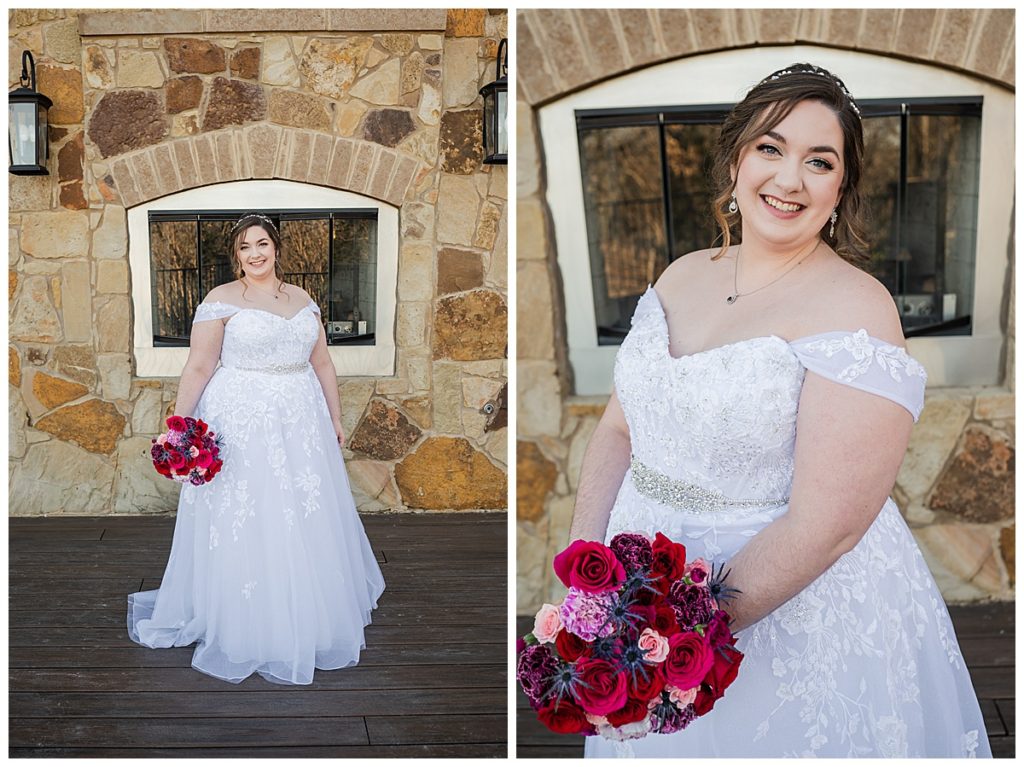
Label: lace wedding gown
xmin=586 ymin=287 xmax=989 ymax=758
xmin=128 ymin=300 xmax=385 ymax=685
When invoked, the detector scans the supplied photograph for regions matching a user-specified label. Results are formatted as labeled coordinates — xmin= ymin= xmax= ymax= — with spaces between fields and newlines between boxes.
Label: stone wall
xmin=515 ymin=8 xmax=1015 ymax=612
xmin=9 ymin=8 xmax=509 ymax=516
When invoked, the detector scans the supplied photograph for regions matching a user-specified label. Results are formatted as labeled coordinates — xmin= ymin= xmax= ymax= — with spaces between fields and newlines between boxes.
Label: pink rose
xmin=156 ymin=434 xmax=168 ymax=446
xmin=553 ymin=539 xmax=626 ymax=594
xmin=637 ymin=627 xmax=670 ymax=664
xmin=685 ymin=557 xmax=710 ymax=584
xmin=189 ymin=445 xmax=200 ymax=457
xmin=533 ymin=603 xmax=563 ymax=644
xmin=666 ymin=684 xmax=698 ymax=708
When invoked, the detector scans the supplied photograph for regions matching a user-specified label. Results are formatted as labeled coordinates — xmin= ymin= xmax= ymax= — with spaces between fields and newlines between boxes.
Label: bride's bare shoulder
xmin=654 ymin=247 xmax=725 ymax=290
xmin=802 ymin=257 xmax=904 ymax=346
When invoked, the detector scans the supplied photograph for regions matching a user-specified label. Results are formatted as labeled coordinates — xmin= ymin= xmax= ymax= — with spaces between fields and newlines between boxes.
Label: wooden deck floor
xmin=9 ymin=513 xmax=507 ymax=758
xmin=516 ymin=602 xmax=1015 ymax=758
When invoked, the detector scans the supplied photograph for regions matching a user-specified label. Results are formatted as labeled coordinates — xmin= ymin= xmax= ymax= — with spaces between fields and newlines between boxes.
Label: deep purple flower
xmin=517 ymin=644 xmax=559 ymax=707
xmin=668 ymin=581 xmax=715 ymax=629
xmin=650 ymin=697 xmax=697 ymax=734
xmin=609 ymin=533 xmax=653 ymax=575
xmin=705 ymin=610 xmax=736 ymax=649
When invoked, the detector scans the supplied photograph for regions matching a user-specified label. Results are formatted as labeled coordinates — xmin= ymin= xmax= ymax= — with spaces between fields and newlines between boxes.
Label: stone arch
xmin=105 ymin=124 xmax=422 ymax=209
xmin=517 ymin=8 xmax=1014 ymax=106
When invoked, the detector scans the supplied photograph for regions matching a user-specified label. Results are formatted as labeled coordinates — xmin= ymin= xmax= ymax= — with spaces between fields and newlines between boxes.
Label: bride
xmin=571 ymin=64 xmax=990 ymax=757
xmin=128 ymin=212 xmax=385 ymax=685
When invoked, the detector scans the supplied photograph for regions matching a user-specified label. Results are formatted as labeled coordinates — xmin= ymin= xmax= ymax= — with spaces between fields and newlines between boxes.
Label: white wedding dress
xmin=128 ymin=300 xmax=385 ymax=685
xmin=586 ymin=287 xmax=989 ymax=758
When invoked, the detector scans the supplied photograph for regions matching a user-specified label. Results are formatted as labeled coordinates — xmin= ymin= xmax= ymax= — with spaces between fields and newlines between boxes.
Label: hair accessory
xmin=829 ymin=208 xmax=838 ymax=238
xmin=231 ymin=212 xmax=279 ymax=234
xmin=760 ymin=64 xmax=861 ymax=117
xmin=728 ymin=193 xmax=738 ymax=214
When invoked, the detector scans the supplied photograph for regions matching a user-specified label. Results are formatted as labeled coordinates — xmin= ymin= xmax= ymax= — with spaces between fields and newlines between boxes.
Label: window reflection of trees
xmin=149 ymin=213 xmax=377 ymax=345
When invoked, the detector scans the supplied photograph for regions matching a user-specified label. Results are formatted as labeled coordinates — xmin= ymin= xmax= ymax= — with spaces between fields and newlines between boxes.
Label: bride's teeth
xmin=764 ymin=196 xmax=802 ymax=212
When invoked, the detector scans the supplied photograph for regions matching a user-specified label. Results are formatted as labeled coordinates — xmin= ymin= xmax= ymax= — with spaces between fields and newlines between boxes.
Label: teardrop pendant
xmin=726 ymin=295 xmax=737 ymax=304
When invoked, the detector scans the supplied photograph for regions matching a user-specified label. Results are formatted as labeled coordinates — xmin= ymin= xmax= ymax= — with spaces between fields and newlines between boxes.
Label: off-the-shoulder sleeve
xmin=308 ymin=300 xmax=321 ymax=315
xmin=630 ymin=285 xmax=662 ymax=327
xmin=193 ymin=301 xmax=240 ymax=323
xmin=790 ymin=329 xmax=927 ymax=422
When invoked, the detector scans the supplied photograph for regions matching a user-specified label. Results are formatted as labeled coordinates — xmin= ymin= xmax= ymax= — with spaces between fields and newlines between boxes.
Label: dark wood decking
xmin=516 ymin=602 xmax=1015 ymax=758
xmin=9 ymin=513 xmax=507 ymax=758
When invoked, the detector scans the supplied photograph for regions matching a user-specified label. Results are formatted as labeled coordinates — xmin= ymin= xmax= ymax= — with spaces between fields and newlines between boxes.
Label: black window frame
xmin=576 ymin=96 xmax=984 ymax=341
xmin=147 ymin=208 xmax=379 ymax=347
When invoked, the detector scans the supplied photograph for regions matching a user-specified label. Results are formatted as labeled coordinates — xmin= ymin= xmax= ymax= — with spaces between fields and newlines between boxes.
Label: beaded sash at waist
xmin=223 ymin=362 xmax=311 ymax=375
xmin=629 ymin=456 xmax=789 ymax=514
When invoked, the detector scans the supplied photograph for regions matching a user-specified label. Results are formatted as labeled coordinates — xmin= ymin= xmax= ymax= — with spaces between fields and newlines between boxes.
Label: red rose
xmin=607 ymin=696 xmax=650 ymax=727
xmin=166 ymin=415 xmax=187 ymax=432
xmin=629 ymin=664 xmax=665 ymax=702
xmin=694 ymin=645 xmax=743 ymax=715
xmin=653 ymin=605 xmax=681 ymax=636
xmin=194 ymin=419 xmax=208 ymax=436
xmin=663 ymin=631 xmax=714 ymax=691
xmin=705 ymin=611 xmax=736 ymax=649
xmin=574 ymin=657 xmax=629 ymax=716
xmin=552 ymin=540 xmax=626 ymax=594
xmin=168 ymin=451 xmax=186 ymax=470
xmin=650 ymin=533 xmax=687 ymax=592
xmin=555 ymin=628 xmax=589 ymax=662
xmin=538 ymin=699 xmax=593 ymax=735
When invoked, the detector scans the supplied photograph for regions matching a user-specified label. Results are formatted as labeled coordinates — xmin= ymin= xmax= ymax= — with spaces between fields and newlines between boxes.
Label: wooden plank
xmin=989 ymin=735 xmax=1015 ymax=758
xmin=947 ymin=603 xmax=1016 ymax=637
xmin=366 ymin=714 xmax=506 ymax=745
xmin=967 ymin=666 xmax=1015 ymax=700
xmin=10 ymin=664 xmax=506 ymax=693
xmin=9 ymin=603 xmax=505 ymax=629
xmin=516 ymin=745 xmax=584 ymax=758
xmin=9 ymin=642 xmax=507 ymax=669
xmin=981 ymin=697 xmax=1008 ymax=737
xmin=7 ymin=744 xmax=506 ymax=757
xmin=10 ymin=716 xmax=370 ymax=748
xmin=10 ymin=623 xmax=500 ymax=648
xmin=9 ymin=688 xmax=503 ymax=718
xmin=960 ymin=636 xmax=1016 ymax=668
xmin=997 ymin=698 xmax=1015 ymax=735
xmin=10 ymin=579 xmax=143 ymax=596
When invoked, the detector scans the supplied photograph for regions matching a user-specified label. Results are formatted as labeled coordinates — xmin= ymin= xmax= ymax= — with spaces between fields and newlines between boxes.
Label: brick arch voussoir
xmin=106 ymin=125 xmax=423 ymax=209
xmin=518 ymin=8 xmax=1013 ymax=107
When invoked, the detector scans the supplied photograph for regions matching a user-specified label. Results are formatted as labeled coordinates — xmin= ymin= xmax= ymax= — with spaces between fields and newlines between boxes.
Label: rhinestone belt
xmin=224 ymin=362 xmax=311 ymax=375
xmin=629 ymin=456 xmax=788 ymax=514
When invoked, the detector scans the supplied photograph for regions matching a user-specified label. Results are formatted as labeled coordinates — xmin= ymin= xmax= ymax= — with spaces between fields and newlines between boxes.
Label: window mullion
xmin=657 ymin=113 xmax=675 ymax=265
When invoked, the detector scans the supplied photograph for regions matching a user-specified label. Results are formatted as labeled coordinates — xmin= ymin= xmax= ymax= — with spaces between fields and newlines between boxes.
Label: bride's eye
xmin=756 ymin=143 xmax=780 ymax=156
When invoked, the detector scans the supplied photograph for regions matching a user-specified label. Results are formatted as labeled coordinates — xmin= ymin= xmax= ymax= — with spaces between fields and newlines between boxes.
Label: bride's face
xmin=732 ymin=99 xmax=845 ymax=251
xmin=235 ymin=225 xmax=277 ymax=279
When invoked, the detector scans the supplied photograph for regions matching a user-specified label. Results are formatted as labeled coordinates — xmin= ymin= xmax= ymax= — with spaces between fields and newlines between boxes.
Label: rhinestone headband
xmin=759 ymin=65 xmax=861 ymax=117
xmin=231 ymin=212 xmax=279 ymax=234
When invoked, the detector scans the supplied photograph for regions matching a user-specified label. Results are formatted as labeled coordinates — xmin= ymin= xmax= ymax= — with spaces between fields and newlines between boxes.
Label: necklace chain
xmin=727 ymin=240 xmax=820 ymax=304
xmin=242 ymin=276 xmax=282 ymax=300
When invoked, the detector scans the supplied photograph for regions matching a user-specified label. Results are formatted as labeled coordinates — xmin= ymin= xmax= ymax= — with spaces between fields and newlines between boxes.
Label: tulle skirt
xmin=128 ymin=366 xmax=386 ymax=685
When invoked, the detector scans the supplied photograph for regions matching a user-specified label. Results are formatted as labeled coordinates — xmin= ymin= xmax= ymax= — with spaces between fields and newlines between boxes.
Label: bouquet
xmin=517 ymin=533 xmax=743 ymax=741
xmin=151 ymin=415 xmax=223 ymax=486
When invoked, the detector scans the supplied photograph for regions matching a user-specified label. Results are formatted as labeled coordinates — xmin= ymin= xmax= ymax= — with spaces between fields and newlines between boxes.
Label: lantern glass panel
xmin=483 ymin=90 xmax=495 ymax=157
xmin=36 ymin=102 xmax=48 ymax=163
xmin=9 ymin=101 xmax=37 ymax=166
xmin=497 ymin=90 xmax=508 ymax=155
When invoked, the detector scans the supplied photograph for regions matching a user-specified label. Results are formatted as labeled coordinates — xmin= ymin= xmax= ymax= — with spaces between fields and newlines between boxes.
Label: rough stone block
xmin=517 ymin=261 xmax=555 ymax=361
xmin=88 ymin=90 xmax=166 ymax=158
xmin=437 ymin=247 xmax=483 ymax=295
xmin=436 ymin=174 xmax=480 ymax=246
xmin=10 ymin=440 xmax=116 ymax=515
xmin=202 ymin=77 xmax=266 ymax=132
xmin=206 ymin=9 xmax=326 ymax=33
xmin=79 ymin=10 xmax=203 ymax=36
xmin=308 ymin=133 xmax=333 ymax=186
xmin=350 ymin=58 xmax=401 ymax=105
xmin=432 ymin=289 xmax=506 ymax=361
xmin=395 ymin=436 xmax=505 ymax=510
xmin=268 ymin=89 xmax=332 ymax=132
xmin=230 ymin=46 xmax=261 ymax=80
xmin=348 ymin=399 xmax=422 ymax=460
xmin=97 ymin=353 xmax=131 ymax=400
xmin=300 ymin=37 xmax=373 ymax=99
xmin=170 ymin=139 xmax=199 ymax=190
xmin=165 ymin=37 xmax=226 ymax=75
xmin=153 ymin=144 xmax=180 ymax=194
xmin=117 ymin=48 xmax=165 ymax=88
xmin=286 ymin=130 xmax=313 ymax=181
xmin=112 ymin=435 xmax=182 ymax=513
xmin=929 ymin=425 xmax=1014 ymax=522
xmin=60 ymin=261 xmax=92 ymax=343
xmin=213 ymin=131 xmax=239 ymax=182
xmin=618 ymin=9 xmax=660 ymax=66
xmin=362 ymin=108 xmax=416 ymax=148
xmin=326 ymin=9 xmax=447 ymax=32
xmin=895 ymin=8 xmax=938 ymax=60
xmin=34 ymin=398 xmax=126 ymax=455
xmin=348 ymin=143 xmax=376 ymax=193
xmin=96 ymin=295 xmax=131 ymax=352
xmin=441 ymin=38 xmax=480 ymax=109
xmin=129 ymin=151 xmax=161 ymax=201
xmin=898 ymin=395 xmax=971 ymax=499
xmin=96 ymin=260 xmax=128 ymax=293
xmin=386 ymin=156 xmax=418 ymax=205
xmin=93 ymin=205 xmax=128 ymax=260
xmin=31 ymin=371 xmax=89 ymax=411
xmin=368 ymin=150 xmax=397 ymax=200
xmin=20 ymin=212 xmax=89 ymax=259
xmin=517 ymin=360 xmax=562 ymax=438
xmin=37 ymin=64 xmax=84 ymax=126
xmin=327 ymin=138 xmax=355 ymax=189
xmin=968 ymin=8 xmax=1015 ymax=79
xmin=166 ymin=75 xmax=203 ymax=113
xmin=914 ymin=523 xmax=1002 ymax=599
xmin=575 ymin=10 xmax=626 ymax=77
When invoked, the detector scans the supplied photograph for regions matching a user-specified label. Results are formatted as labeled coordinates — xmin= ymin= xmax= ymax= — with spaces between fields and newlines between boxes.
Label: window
xmin=577 ymin=99 xmax=982 ymax=345
xmin=148 ymin=210 xmax=378 ymax=346
xmin=539 ymin=47 xmax=1012 ymax=392
xmin=128 ymin=179 xmax=398 ymax=377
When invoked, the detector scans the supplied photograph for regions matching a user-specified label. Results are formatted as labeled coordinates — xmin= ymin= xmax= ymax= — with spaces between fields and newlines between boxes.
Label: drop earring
xmin=728 ymin=193 xmax=738 ymax=214
xmin=829 ymin=208 xmax=838 ymax=238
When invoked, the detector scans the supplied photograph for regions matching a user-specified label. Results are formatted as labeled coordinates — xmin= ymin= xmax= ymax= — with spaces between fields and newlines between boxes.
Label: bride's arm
xmin=309 ymin=325 xmax=345 ymax=445
xmin=173 ymin=319 xmax=225 ymax=418
xmin=722 ymin=371 xmax=914 ymax=632
xmin=568 ymin=392 xmax=632 ymax=543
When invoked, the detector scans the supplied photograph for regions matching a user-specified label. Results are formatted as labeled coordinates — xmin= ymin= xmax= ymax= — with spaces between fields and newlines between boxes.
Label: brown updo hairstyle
xmin=229 ymin=213 xmax=287 ymax=299
xmin=711 ymin=63 xmax=869 ymax=266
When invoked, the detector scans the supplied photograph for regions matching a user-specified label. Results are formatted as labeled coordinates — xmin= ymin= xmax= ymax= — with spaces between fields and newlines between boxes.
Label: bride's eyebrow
xmin=764 ymin=129 xmax=839 ymax=159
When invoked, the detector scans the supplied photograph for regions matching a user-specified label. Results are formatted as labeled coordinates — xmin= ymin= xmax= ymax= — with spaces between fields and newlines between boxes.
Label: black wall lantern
xmin=479 ymin=38 xmax=507 ymax=165
xmin=9 ymin=51 xmax=52 ymax=176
